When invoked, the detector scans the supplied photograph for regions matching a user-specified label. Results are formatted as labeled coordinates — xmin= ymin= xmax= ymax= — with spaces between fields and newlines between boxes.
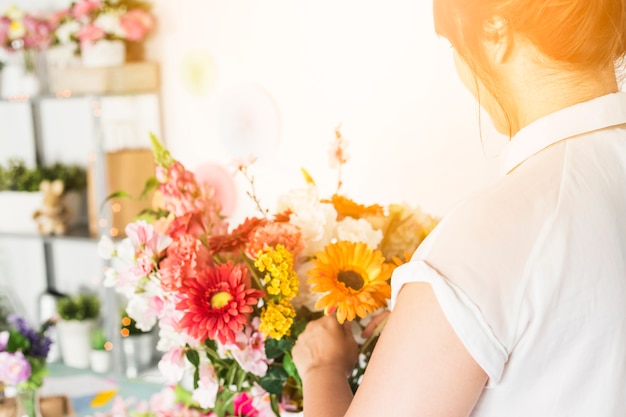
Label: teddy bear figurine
xmin=32 ymin=179 xmax=69 ymax=236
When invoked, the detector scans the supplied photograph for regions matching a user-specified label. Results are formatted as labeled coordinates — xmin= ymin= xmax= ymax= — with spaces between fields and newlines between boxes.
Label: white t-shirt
xmin=390 ymin=92 xmax=626 ymax=416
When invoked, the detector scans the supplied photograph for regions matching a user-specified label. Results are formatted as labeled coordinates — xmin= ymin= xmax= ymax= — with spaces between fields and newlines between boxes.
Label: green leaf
xmin=265 ymin=337 xmax=293 ymax=359
xmin=259 ymin=365 xmax=288 ymax=395
xmin=139 ymin=176 xmax=159 ymax=199
xmin=150 ymin=132 xmax=174 ymax=168
xmin=282 ymin=353 xmax=301 ymax=383
xmin=185 ymin=349 xmax=200 ymax=367
xmin=6 ymin=330 xmax=29 ymax=352
xmin=173 ymin=384 xmax=194 ymax=406
xmin=270 ymin=394 xmax=281 ymax=417
xmin=100 ymin=190 xmax=134 ymax=212
xmin=213 ymin=389 xmax=236 ymax=417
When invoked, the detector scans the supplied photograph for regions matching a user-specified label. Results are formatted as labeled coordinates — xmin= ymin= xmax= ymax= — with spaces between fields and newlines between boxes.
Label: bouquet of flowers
xmin=51 ymin=0 xmax=154 ymax=53
xmin=0 ymin=314 xmax=53 ymax=390
xmin=99 ymin=130 xmax=438 ymax=416
xmin=0 ymin=5 xmax=53 ymax=70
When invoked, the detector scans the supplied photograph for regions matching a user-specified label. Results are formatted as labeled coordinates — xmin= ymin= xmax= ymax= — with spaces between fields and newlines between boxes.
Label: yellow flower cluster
xmin=259 ymin=299 xmax=297 ymax=339
xmin=254 ymin=245 xmax=300 ymax=339
xmin=254 ymin=245 xmax=299 ymax=300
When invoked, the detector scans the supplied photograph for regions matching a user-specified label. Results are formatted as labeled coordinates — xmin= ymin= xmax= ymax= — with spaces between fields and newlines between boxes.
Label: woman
xmin=292 ymin=0 xmax=626 ymax=416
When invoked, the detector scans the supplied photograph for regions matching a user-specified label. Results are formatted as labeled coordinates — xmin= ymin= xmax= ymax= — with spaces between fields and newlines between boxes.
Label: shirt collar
xmin=501 ymin=92 xmax=626 ymax=174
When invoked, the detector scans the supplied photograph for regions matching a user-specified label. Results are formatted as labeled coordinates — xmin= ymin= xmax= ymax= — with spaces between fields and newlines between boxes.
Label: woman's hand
xmin=293 ymin=314 xmax=359 ymax=380
xmin=361 ymin=310 xmax=390 ymax=339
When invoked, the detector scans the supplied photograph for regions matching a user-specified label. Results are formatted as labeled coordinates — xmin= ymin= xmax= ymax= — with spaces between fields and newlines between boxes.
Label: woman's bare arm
xmin=294 ymin=282 xmax=488 ymax=417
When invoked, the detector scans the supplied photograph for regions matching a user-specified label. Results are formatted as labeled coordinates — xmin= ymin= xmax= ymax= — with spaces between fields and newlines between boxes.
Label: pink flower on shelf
xmin=0 ymin=351 xmax=31 ymax=386
xmin=119 ymin=9 xmax=153 ymax=42
xmin=0 ymin=17 xmax=9 ymax=46
xmin=160 ymin=234 xmax=211 ymax=292
xmin=22 ymin=14 xmax=52 ymax=49
xmin=176 ymin=262 xmax=264 ymax=345
xmin=48 ymin=9 xmax=70 ymax=28
xmin=75 ymin=23 xmax=104 ymax=46
xmin=71 ymin=0 xmax=101 ymax=20
xmin=219 ymin=317 xmax=270 ymax=377
xmin=245 ymin=221 xmax=305 ymax=261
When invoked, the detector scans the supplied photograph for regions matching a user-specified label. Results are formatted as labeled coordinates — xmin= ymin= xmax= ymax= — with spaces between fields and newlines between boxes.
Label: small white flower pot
xmin=90 ymin=349 xmax=112 ymax=373
xmin=56 ymin=319 xmax=96 ymax=369
xmin=81 ymin=40 xmax=126 ymax=68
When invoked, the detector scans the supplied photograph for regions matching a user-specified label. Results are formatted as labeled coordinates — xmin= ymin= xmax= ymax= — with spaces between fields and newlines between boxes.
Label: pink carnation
xmin=159 ymin=234 xmax=211 ymax=292
xmin=71 ymin=0 xmax=101 ymax=19
xmin=76 ymin=23 xmax=105 ymax=46
xmin=119 ymin=9 xmax=153 ymax=42
xmin=0 ymin=351 xmax=31 ymax=386
xmin=245 ymin=221 xmax=305 ymax=260
xmin=22 ymin=14 xmax=53 ymax=49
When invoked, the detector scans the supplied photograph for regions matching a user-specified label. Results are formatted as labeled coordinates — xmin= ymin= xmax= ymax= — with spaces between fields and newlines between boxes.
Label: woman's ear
xmin=483 ymin=16 xmax=512 ymax=64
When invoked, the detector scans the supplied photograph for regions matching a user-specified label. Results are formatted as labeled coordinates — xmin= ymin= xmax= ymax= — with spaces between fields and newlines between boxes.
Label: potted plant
xmin=55 ymin=292 xmax=100 ymax=369
xmin=0 ymin=158 xmax=87 ymax=234
xmin=120 ymin=312 xmax=155 ymax=378
xmin=89 ymin=328 xmax=112 ymax=373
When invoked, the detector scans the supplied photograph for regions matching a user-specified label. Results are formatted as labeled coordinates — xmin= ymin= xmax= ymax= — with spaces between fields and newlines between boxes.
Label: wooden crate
xmin=48 ymin=62 xmax=159 ymax=95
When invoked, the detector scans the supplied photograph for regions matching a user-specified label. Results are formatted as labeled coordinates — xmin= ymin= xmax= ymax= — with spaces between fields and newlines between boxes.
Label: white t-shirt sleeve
xmin=390 ymin=260 xmax=508 ymax=386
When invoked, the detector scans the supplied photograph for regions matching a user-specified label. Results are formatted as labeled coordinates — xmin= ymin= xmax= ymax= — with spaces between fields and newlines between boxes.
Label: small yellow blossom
xmin=254 ymin=245 xmax=299 ymax=301
xmin=260 ymin=299 xmax=296 ymax=339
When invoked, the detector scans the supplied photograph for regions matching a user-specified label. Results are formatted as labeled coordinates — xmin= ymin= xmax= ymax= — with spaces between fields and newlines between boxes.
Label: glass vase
xmin=15 ymin=387 xmax=43 ymax=417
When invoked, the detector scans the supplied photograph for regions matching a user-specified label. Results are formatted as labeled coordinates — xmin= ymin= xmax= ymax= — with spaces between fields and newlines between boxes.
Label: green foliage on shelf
xmin=0 ymin=158 xmax=87 ymax=193
xmin=56 ymin=293 xmax=101 ymax=321
xmin=91 ymin=327 xmax=109 ymax=350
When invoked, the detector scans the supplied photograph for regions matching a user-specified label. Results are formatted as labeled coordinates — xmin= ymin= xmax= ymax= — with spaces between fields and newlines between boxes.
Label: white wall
xmin=1 ymin=0 xmax=507 ymax=322
xmin=145 ymin=0 xmax=505 ymax=222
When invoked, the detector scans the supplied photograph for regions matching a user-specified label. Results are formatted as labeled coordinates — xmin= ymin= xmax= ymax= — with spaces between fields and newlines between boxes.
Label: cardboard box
xmin=0 ymin=395 xmax=72 ymax=417
xmin=48 ymin=62 xmax=159 ymax=95
xmin=88 ymin=148 xmax=156 ymax=238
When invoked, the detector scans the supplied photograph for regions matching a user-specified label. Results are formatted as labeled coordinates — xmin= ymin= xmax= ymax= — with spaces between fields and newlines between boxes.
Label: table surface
xmin=42 ymin=363 xmax=165 ymax=417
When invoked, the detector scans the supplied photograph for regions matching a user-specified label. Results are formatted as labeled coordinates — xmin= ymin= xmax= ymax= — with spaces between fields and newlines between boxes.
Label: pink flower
xmin=192 ymin=362 xmax=219 ymax=409
xmin=48 ymin=9 xmax=69 ymax=27
xmin=119 ymin=9 xmax=153 ymax=42
xmin=0 ymin=351 xmax=31 ymax=385
xmin=71 ymin=0 xmax=101 ymax=20
xmin=0 ymin=17 xmax=9 ymax=47
xmin=158 ymin=347 xmax=186 ymax=384
xmin=149 ymin=387 xmax=217 ymax=417
xmin=167 ymin=211 xmax=211 ymax=240
xmin=233 ymin=392 xmax=260 ymax=417
xmin=219 ymin=318 xmax=270 ymax=377
xmin=126 ymin=220 xmax=172 ymax=259
xmin=159 ymin=234 xmax=211 ymax=292
xmin=76 ymin=23 xmax=104 ymax=46
xmin=245 ymin=221 xmax=305 ymax=261
xmin=22 ymin=14 xmax=53 ymax=49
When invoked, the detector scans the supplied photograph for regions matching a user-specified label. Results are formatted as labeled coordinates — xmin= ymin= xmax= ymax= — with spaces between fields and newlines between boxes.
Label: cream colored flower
xmin=335 ymin=216 xmax=383 ymax=248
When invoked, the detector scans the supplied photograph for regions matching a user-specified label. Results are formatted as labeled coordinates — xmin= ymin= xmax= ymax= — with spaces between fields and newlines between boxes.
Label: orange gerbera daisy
xmin=307 ymin=241 xmax=392 ymax=323
xmin=325 ymin=194 xmax=384 ymax=220
xmin=176 ymin=261 xmax=264 ymax=344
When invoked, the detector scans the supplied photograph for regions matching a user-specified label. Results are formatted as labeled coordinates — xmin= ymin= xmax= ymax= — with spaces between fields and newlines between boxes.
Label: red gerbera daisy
xmin=176 ymin=261 xmax=264 ymax=344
